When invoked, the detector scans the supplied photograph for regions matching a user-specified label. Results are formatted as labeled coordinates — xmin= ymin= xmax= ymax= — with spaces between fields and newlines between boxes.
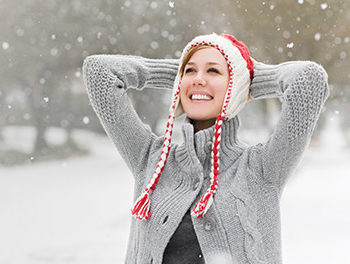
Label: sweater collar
xmin=175 ymin=115 xmax=246 ymax=175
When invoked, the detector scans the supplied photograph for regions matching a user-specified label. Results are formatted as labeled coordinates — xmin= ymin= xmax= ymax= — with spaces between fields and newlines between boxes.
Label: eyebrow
xmin=186 ymin=62 xmax=223 ymax=67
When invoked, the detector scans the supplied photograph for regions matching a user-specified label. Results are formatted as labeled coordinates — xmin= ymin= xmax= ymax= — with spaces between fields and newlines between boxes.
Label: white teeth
xmin=191 ymin=94 xmax=212 ymax=100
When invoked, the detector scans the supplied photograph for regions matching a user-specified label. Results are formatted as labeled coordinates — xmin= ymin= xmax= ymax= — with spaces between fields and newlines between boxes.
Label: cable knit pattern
xmin=82 ymin=55 xmax=329 ymax=264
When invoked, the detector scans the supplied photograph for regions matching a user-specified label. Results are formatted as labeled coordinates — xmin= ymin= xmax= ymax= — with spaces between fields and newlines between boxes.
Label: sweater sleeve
xmin=82 ymin=54 xmax=179 ymax=177
xmin=249 ymin=60 xmax=329 ymax=196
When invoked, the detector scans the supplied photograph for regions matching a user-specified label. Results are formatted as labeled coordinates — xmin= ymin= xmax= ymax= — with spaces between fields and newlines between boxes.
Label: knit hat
xmin=131 ymin=33 xmax=254 ymax=220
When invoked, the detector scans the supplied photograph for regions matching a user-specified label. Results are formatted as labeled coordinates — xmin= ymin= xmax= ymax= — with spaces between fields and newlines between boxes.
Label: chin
xmin=186 ymin=111 xmax=218 ymax=121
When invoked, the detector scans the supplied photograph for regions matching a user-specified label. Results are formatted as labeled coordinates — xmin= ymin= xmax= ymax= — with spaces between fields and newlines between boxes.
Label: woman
xmin=83 ymin=33 xmax=329 ymax=264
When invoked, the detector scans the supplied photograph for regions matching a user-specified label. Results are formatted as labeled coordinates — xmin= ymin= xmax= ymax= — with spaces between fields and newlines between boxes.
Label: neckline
xmin=174 ymin=115 xmax=247 ymax=174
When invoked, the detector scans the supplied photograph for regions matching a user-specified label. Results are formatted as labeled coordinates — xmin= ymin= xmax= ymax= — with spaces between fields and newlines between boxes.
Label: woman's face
xmin=180 ymin=47 xmax=229 ymax=124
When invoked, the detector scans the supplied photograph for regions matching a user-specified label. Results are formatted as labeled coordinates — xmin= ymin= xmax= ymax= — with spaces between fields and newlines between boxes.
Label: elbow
xmin=82 ymin=55 xmax=100 ymax=77
xmin=302 ymin=61 xmax=330 ymax=101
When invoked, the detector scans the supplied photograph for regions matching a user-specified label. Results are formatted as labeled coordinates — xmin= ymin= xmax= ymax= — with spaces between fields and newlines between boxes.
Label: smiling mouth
xmin=191 ymin=94 xmax=213 ymax=101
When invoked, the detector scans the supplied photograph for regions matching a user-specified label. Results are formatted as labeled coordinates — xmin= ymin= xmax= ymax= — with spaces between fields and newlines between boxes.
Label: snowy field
xmin=0 ymin=115 xmax=349 ymax=264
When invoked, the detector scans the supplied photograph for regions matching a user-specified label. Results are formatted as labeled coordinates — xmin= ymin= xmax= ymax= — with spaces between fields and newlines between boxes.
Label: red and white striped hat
xmin=132 ymin=33 xmax=254 ymax=220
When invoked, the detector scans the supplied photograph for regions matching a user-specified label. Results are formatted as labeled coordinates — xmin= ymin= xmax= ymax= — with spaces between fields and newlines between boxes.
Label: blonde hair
xmin=179 ymin=45 xmax=211 ymax=77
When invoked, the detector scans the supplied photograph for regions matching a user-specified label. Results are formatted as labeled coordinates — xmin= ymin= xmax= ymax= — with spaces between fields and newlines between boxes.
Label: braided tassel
xmin=192 ymin=66 xmax=233 ymax=218
xmin=131 ymin=83 xmax=181 ymax=220
xmin=192 ymin=189 xmax=215 ymax=218
xmin=131 ymin=189 xmax=151 ymax=220
xmin=192 ymin=113 xmax=224 ymax=218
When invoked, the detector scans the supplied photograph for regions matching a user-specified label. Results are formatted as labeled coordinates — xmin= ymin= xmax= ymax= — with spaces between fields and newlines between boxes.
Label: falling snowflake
xmin=151 ymin=41 xmax=159 ymax=49
xmin=150 ymin=1 xmax=158 ymax=9
xmin=175 ymin=50 xmax=182 ymax=57
xmin=287 ymin=42 xmax=294 ymax=48
xmin=298 ymin=0 xmax=304 ymax=4
xmin=314 ymin=33 xmax=321 ymax=41
xmin=283 ymin=31 xmax=291 ymax=39
xmin=16 ymin=28 xmax=24 ymax=37
xmin=83 ymin=116 xmax=90 ymax=124
xmin=2 ymin=42 xmax=9 ymax=50
xmin=320 ymin=3 xmax=328 ymax=10
xmin=77 ymin=36 xmax=83 ymax=43
xmin=169 ymin=1 xmax=174 ymax=8
xmin=43 ymin=97 xmax=49 ymax=103
xmin=340 ymin=51 xmax=347 ymax=59
xmin=65 ymin=43 xmax=72 ymax=50
xmin=51 ymin=34 xmax=56 ymax=40
xmin=50 ymin=48 xmax=58 ymax=56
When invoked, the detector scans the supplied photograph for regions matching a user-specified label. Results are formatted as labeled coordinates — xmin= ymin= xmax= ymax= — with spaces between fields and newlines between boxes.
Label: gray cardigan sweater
xmin=82 ymin=55 xmax=329 ymax=264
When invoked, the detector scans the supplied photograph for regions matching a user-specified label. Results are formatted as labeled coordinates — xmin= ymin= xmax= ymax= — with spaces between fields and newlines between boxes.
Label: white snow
xmin=2 ymin=42 xmax=10 ymax=50
xmin=76 ymin=36 xmax=83 ymax=44
xmin=286 ymin=42 xmax=294 ymax=49
xmin=320 ymin=3 xmax=328 ymax=10
xmin=314 ymin=32 xmax=321 ymax=41
xmin=0 ymin=115 xmax=349 ymax=263
xmin=82 ymin=116 xmax=90 ymax=124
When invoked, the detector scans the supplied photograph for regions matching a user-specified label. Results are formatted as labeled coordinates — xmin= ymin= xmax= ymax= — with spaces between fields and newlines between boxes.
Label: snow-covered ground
xmin=0 ymin=115 xmax=349 ymax=264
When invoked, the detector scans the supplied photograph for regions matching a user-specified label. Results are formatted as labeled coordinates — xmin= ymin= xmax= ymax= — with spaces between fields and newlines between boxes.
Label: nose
xmin=193 ymin=72 xmax=207 ymax=86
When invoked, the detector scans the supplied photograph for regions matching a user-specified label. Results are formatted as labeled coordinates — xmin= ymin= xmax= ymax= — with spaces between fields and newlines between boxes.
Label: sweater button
xmin=204 ymin=220 xmax=214 ymax=231
xmin=205 ymin=141 xmax=212 ymax=153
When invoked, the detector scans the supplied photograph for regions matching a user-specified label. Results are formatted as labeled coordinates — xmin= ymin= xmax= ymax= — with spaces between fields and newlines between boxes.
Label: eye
xmin=184 ymin=67 xmax=195 ymax=73
xmin=208 ymin=68 xmax=220 ymax=73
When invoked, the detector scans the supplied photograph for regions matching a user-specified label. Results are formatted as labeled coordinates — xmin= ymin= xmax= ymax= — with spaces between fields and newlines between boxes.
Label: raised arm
xmin=82 ymin=54 xmax=178 ymax=177
xmin=249 ymin=60 xmax=329 ymax=196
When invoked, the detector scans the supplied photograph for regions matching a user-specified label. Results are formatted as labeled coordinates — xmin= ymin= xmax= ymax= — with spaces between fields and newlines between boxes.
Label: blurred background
xmin=0 ymin=0 xmax=349 ymax=263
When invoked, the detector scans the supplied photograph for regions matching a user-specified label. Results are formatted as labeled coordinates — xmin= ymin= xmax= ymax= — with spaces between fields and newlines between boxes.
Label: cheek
xmin=180 ymin=79 xmax=190 ymax=97
xmin=213 ymin=80 xmax=229 ymax=99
